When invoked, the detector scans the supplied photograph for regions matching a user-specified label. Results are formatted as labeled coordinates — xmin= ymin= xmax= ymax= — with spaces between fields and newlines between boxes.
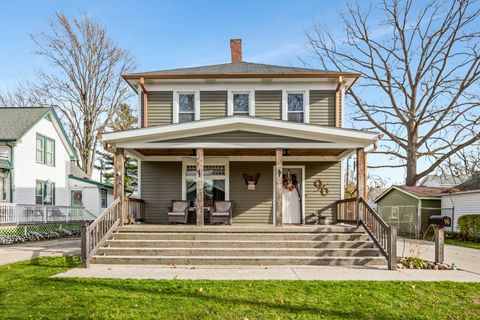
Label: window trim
xmin=391 ymin=207 xmax=399 ymax=219
xmin=100 ymin=188 xmax=108 ymax=208
xmin=35 ymin=179 xmax=55 ymax=205
xmin=36 ymin=134 xmax=55 ymax=166
xmin=173 ymin=90 xmax=200 ymax=123
xmin=282 ymin=90 xmax=309 ymax=123
xmin=70 ymin=189 xmax=83 ymax=207
xmin=228 ymin=90 xmax=255 ymax=116
xmin=181 ymin=158 xmax=229 ymax=202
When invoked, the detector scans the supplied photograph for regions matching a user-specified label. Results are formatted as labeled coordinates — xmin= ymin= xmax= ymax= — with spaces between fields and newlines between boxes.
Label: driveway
xmin=0 ymin=238 xmax=80 ymax=266
xmin=397 ymin=237 xmax=480 ymax=274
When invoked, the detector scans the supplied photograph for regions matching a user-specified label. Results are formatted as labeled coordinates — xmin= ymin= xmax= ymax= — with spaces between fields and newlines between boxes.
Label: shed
xmin=374 ymin=186 xmax=447 ymax=238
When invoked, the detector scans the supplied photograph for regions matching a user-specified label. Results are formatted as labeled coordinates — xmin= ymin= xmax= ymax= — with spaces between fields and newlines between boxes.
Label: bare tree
xmin=28 ymin=12 xmax=136 ymax=176
xmin=437 ymin=143 xmax=480 ymax=177
xmin=307 ymin=0 xmax=480 ymax=185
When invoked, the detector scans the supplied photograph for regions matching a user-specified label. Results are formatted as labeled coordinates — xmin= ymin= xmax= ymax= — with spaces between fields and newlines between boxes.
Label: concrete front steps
xmin=90 ymin=225 xmax=387 ymax=266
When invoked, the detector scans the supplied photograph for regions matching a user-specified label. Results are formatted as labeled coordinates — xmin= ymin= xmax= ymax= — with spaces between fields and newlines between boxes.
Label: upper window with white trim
xmin=178 ymin=93 xmax=195 ymax=122
xmin=287 ymin=93 xmax=304 ymax=123
xmin=233 ymin=93 xmax=249 ymax=115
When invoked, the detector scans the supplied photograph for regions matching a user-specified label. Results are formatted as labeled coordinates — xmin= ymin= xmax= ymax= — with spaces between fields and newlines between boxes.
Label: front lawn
xmin=0 ymin=257 xmax=479 ymax=319
xmin=446 ymin=239 xmax=480 ymax=250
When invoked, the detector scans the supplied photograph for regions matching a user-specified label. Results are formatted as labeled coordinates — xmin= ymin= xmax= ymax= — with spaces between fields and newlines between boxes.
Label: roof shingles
xmin=0 ymin=107 xmax=51 ymax=140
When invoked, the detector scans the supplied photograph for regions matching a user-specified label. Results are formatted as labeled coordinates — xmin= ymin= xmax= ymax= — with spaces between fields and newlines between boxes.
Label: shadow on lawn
xmin=28 ymin=256 xmax=80 ymax=269
xmin=53 ymin=277 xmax=388 ymax=319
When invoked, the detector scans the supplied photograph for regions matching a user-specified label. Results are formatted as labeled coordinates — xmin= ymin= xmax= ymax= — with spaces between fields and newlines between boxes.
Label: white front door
xmin=281 ymin=168 xmax=303 ymax=224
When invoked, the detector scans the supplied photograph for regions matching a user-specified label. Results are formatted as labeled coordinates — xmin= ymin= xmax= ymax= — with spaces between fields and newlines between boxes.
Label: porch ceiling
xmin=134 ymin=148 xmax=348 ymax=157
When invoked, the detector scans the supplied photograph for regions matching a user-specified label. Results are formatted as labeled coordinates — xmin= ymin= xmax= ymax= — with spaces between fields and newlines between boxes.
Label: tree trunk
xmin=405 ymin=155 xmax=417 ymax=186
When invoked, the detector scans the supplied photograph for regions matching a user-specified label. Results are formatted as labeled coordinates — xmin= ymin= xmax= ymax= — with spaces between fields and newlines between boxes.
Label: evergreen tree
xmin=95 ymin=104 xmax=138 ymax=192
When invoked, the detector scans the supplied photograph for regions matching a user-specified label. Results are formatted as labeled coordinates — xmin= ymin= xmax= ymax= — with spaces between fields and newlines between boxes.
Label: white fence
xmin=0 ymin=203 xmax=95 ymax=225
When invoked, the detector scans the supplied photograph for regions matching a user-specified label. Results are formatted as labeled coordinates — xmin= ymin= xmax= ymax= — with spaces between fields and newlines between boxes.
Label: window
xmin=287 ymin=93 xmax=304 ymax=122
xmin=178 ymin=93 xmax=195 ymax=122
xmin=0 ymin=169 xmax=8 ymax=202
xmin=35 ymin=180 xmax=55 ymax=205
xmin=233 ymin=93 xmax=249 ymax=115
xmin=184 ymin=164 xmax=226 ymax=208
xmin=71 ymin=190 xmax=83 ymax=207
xmin=391 ymin=207 xmax=399 ymax=219
xmin=36 ymin=134 xmax=55 ymax=166
xmin=100 ymin=189 xmax=108 ymax=208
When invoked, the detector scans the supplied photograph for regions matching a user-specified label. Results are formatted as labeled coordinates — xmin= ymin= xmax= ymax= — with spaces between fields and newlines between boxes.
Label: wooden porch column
xmin=196 ymin=148 xmax=204 ymax=226
xmin=356 ymin=148 xmax=366 ymax=224
xmin=113 ymin=147 xmax=125 ymax=225
xmin=275 ymin=148 xmax=283 ymax=227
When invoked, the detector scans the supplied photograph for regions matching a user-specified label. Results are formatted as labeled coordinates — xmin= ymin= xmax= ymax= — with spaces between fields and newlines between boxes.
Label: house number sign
xmin=313 ymin=179 xmax=329 ymax=196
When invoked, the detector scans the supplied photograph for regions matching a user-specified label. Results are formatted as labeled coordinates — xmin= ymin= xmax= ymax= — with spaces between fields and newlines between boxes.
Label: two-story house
xmin=90 ymin=40 xmax=395 ymax=268
xmin=0 ymin=107 xmax=112 ymax=219
xmin=104 ymin=39 xmax=379 ymax=226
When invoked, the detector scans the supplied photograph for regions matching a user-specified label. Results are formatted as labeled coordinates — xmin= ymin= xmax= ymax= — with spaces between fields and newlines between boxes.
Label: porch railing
xmin=82 ymin=198 xmax=121 ymax=267
xmin=126 ymin=197 xmax=145 ymax=221
xmin=0 ymin=203 xmax=94 ymax=225
xmin=336 ymin=197 xmax=397 ymax=270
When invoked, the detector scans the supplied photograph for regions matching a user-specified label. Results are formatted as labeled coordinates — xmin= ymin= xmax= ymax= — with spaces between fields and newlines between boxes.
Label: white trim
xmin=104 ymin=116 xmax=380 ymax=145
xmin=173 ymin=90 xmax=199 ymax=123
xmin=227 ymin=90 xmax=255 ymax=117
xmin=134 ymin=155 xmax=348 ymax=162
xmin=282 ymin=90 xmax=309 ymax=123
xmin=340 ymin=159 xmax=345 ymax=199
xmin=117 ymin=142 xmax=367 ymax=149
xmin=138 ymin=82 xmax=339 ymax=92
xmin=137 ymin=84 xmax=142 ymax=128
xmin=181 ymin=157 xmax=229 ymax=202
xmin=272 ymin=165 xmax=306 ymax=225
xmin=137 ymin=159 xmax=142 ymax=198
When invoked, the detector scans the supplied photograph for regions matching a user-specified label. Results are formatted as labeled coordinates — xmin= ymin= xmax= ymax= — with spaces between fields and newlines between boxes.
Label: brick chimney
xmin=230 ymin=39 xmax=242 ymax=63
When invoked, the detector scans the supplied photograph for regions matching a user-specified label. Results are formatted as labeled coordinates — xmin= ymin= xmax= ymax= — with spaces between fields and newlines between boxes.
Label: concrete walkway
xmin=0 ymin=238 xmax=80 ymax=266
xmin=55 ymin=263 xmax=480 ymax=282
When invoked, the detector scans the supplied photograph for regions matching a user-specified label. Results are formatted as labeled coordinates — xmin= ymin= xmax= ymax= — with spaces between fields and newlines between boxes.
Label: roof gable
xmin=374 ymin=185 xmax=448 ymax=202
xmin=0 ymin=108 xmax=50 ymax=141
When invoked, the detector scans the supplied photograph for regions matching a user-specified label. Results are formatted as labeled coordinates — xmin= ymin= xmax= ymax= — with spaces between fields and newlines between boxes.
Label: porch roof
xmin=104 ymin=116 xmax=380 ymax=146
xmin=103 ymin=117 xmax=380 ymax=161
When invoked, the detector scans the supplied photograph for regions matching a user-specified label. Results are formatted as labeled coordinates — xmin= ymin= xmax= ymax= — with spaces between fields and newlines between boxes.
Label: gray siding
xmin=288 ymin=161 xmax=341 ymax=224
xmin=146 ymin=91 xmax=173 ymax=126
xmin=255 ymin=90 xmax=282 ymax=120
xmin=200 ymin=91 xmax=227 ymax=120
xmin=141 ymin=161 xmax=182 ymax=223
xmin=154 ymin=131 xmax=322 ymax=144
xmin=230 ymin=162 xmax=273 ymax=224
xmin=309 ymin=91 xmax=335 ymax=126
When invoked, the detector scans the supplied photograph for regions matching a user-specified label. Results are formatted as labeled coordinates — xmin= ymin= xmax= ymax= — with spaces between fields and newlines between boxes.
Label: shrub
xmin=0 ymin=227 xmax=82 ymax=245
xmin=458 ymin=215 xmax=480 ymax=242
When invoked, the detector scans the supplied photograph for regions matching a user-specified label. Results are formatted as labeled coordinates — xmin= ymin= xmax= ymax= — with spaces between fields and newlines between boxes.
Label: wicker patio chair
xmin=211 ymin=201 xmax=233 ymax=225
xmin=167 ymin=200 xmax=189 ymax=224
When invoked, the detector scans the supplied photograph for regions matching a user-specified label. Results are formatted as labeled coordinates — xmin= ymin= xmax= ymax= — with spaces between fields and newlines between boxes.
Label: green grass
xmin=1 ymin=257 xmax=480 ymax=319
xmin=446 ymin=239 xmax=480 ymax=250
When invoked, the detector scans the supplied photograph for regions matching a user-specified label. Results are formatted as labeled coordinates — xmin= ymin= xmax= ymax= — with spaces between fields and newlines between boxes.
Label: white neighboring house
xmin=441 ymin=173 xmax=480 ymax=232
xmin=0 ymin=107 xmax=112 ymax=217
xmin=69 ymin=164 xmax=114 ymax=217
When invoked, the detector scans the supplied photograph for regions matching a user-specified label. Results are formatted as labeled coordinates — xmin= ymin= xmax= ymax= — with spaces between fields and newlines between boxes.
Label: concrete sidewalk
xmin=0 ymin=238 xmax=80 ymax=265
xmin=55 ymin=263 xmax=480 ymax=282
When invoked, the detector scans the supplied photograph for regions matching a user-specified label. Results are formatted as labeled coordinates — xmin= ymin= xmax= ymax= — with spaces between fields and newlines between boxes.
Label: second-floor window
xmin=233 ymin=93 xmax=249 ymax=115
xmin=36 ymin=134 xmax=55 ymax=166
xmin=287 ymin=93 xmax=304 ymax=123
xmin=179 ymin=93 xmax=195 ymax=122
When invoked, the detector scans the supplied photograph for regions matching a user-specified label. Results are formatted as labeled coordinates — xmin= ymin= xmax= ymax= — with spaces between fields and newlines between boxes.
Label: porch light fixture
xmin=283 ymin=149 xmax=291 ymax=157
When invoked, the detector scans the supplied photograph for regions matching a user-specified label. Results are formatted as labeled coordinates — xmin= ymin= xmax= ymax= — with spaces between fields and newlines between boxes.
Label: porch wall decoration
xmin=243 ymin=173 xmax=261 ymax=191
xmin=313 ymin=179 xmax=329 ymax=196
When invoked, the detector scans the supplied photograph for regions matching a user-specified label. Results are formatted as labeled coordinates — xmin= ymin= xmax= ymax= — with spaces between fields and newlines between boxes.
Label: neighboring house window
xmin=35 ymin=180 xmax=55 ymax=205
xmin=287 ymin=93 xmax=304 ymax=122
xmin=178 ymin=93 xmax=195 ymax=122
xmin=0 ymin=169 xmax=7 ymax=202
xmin=184 ymin=164 xmax=226 ymax=208
xmin=391 ymin=207 xmax=399 ymax=219
xmin=36 ymin=134 xmax=55 ymax=166
xmin=100 ymin=189 xmax=108 ymax=208
xmin=233 ymin=93 xmax=249 ymax=115
xmin=71 ymin=190 xmax=83 ymax=207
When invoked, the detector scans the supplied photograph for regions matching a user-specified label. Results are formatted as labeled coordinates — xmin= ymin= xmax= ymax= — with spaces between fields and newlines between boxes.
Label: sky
xmin=0 ymin=0 xmax=406 ymax=184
